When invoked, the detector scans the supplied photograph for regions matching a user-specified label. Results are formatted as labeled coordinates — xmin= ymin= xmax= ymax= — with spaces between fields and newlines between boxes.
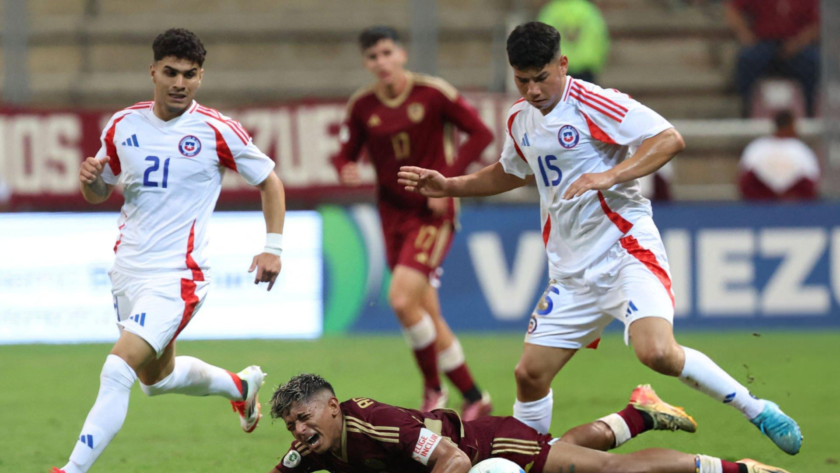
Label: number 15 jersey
xmin=500 ymin=77 xmax=674 ymax=279
xmin=97 ymin=101 xmax=275 ymax=278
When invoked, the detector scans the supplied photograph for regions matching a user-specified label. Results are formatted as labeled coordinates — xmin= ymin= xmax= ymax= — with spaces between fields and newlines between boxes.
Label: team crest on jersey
xmin=408 ymin=102 xmax=425 ymax=123
xmin=558 ymin=125 xmax=580 ymax=149
xmin=283 ymin=450 xmax=301 ymax=468
xmin=368 ymin=114 xmax=382 ymax=128
xmin=178 ymin=135 xmax=202 ymax=157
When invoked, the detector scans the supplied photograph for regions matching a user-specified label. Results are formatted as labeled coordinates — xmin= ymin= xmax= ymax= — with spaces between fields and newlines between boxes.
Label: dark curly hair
xmin=506 ymin=22 xmax=561 ymax=71
xmin=359 ymin=25 xmax=400 ymax=51
xmin=270 ymin=373 xmax=336 ymax=419
xmin=152 ymin=28 xmax=206 ymax=66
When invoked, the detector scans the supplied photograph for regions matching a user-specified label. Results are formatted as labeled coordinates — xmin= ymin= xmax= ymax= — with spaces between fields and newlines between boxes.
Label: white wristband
xmin=264 ymin=233 xmax=283 ymax=256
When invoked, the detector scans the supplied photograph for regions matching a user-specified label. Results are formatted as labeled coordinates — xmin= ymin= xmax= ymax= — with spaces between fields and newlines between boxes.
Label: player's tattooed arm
xmin=79 ymin=156 xmax=115 ymax=204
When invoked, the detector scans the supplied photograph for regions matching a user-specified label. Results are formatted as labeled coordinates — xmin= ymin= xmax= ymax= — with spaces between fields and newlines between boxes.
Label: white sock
xmin=63 ymin=355 xmax=137 ymax=473
xmin=695 ymin=455 xmax=724 ymax=473
xmin=513 ymin=390 xmax=553 ymax=434
xmin=437 ymin=340 xmax=466 ymax=373
xmin=679 ymin=346 xmax=765 ymax=419
xmin=402 ymin=314 xmax=437 ymax=350
xmin=139 ymin=356 xmax=244 ymax=400
xmin=597 ymin=413 xmax=631 ymax=448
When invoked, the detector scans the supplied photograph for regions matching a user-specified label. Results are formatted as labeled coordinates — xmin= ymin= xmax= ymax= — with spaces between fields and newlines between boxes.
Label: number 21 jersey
xmin=500 ymin=77 xmax=674 ymax=279
xmin=97 ymin=101 xmax=275 ymax=277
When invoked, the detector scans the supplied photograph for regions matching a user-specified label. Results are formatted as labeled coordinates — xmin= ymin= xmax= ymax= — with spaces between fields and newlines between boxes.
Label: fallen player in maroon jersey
xmin=268 ymin=374 xmax=788 ymax=473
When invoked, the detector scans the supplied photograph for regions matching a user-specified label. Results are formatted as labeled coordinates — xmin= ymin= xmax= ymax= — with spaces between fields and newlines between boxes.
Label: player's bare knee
xmin=635 ymin=343 xmax=681 ymax=376
xmin=514 ymin=362 xmax=548 ymax=393
xmin=388 ymin=290 xmax=417 ymax=319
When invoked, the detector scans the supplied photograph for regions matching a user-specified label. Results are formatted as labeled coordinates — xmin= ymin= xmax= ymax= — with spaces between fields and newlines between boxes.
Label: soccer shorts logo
xmin=527 ymin=315 xmax=538 ymax=334
xmin=558 ymin=125 xmax=580 ymax=149
xmin=283 ymin=450 xmax=302 ymax=468
xmin=179 ymin=135 xmax=202 ymax=157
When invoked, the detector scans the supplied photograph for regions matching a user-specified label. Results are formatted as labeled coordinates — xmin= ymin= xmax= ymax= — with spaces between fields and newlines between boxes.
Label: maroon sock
xmin=616 ymin=404 xmax=648 ymax=438
xmin=413 ymin=344 xmax=441 ymax=390
xmin=444 ymin=364 xmax=482 ymax=402
xmin=721 ymin=461 xmax=744 ymax=473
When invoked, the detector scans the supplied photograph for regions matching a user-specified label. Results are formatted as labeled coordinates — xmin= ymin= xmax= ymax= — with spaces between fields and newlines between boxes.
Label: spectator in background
xmin=0 ymin=175 xmax=11 ymax=211
xmin=537 ymin=0 xmax=609 ymax=84
xmin=739 ymin=109 xmax=820 ymax=200
xmin=725 ymin=0 xmax=820 ymax=117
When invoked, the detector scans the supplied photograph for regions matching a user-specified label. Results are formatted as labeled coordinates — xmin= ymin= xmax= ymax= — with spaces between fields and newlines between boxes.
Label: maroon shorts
xmin=464 ymin=416 xmax=553 ymax=473
xmin=379 ymin=205 xmax=456 ymax=279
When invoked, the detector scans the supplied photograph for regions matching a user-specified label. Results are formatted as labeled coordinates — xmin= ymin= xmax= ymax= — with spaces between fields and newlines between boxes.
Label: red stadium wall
xmin=0 ymin=94 xmax=512 ymax=211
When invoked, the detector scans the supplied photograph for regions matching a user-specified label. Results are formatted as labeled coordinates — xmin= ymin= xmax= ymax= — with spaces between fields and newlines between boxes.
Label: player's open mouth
xmin=306 ymin=433 xmax=320 ymax=447
xmin=169 ymin=93 xmax=186 ymax=101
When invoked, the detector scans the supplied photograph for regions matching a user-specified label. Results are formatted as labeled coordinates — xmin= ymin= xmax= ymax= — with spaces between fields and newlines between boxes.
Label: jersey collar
xmin=331 ymin=414 xmax=349 ymax=463
xmin=145 ymin=100 xmax=197 ymax=128
xmin=374 ymin=71 xmax=415 ymax=109
xmin=561 ymin=76 xmax=574 ymax=103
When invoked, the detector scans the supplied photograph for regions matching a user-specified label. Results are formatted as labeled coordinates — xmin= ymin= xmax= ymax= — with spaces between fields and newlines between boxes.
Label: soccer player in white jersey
xmin=52 ymin=29 xmax=286 ymax=473
xmin=399 ymin=22 xmax=802 ymax=457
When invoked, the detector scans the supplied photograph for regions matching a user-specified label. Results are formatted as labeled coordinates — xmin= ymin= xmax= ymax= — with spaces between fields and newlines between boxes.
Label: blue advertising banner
xmin=321 ymin=203 xmax=840 ymax=333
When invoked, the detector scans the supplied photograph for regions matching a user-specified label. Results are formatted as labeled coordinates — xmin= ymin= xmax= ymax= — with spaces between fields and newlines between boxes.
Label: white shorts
xmin=525 ymin=217 xmax=674 ymax=349
xmin=110 ymin=270 xmax=209 ymax=357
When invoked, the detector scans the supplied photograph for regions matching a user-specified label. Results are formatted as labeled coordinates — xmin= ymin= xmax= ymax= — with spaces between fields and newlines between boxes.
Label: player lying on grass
xmin=267 ymin=374 xmax=788 ymax=473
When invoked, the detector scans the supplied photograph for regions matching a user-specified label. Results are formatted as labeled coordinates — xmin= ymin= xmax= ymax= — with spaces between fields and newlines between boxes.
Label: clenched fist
xmin=79 ymin=156 xmax=111 ymax=185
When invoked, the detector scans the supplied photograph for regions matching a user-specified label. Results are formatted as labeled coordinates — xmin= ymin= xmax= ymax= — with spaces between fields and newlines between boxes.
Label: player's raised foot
xmin=749 ymin=401 xmax=802 ymax=455
xmin=738 ymin=458 xmax=791 ymax=473
xmin=461 ymin=391 xmax=493 ymax=421
xmin=629 ymin=384 xmax=697 ymax=433
xmin=230 ymin=365 xmax=266 ymax=433
xmin=421 ymin=385 xmax=449 ymax=412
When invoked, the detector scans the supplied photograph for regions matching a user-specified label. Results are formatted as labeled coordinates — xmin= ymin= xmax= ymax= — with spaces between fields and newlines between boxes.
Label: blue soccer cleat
xmin=750 ymin=401 xmax=802 ymax=455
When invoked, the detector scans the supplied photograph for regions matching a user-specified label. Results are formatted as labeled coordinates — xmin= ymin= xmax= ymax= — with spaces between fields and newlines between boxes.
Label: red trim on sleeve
xmin=571 ymin=91 xmax=622 ymax=122
xmin=581 ymin=112 xmax=618 ymax=145
xmin=542 ymin=215 xmax=551 ymax=247
xmin=507 ymin=110 xmax=528 ymax=163
xmin=104 ymin=115 xmax=127 ymax=176
xmin=207 ymin=122 xmax=238 ymax=172
xmin=620 ymin=235 xmax=675 ymax=307
xmin=573 ymin=84 xmax=628 ymax=114
xmin=197 ymin=106 xmax=250 ymax=144
xmin=185 ymin=220 xmax=205 ymax=282
xmin=597 ymin=191 xmax=633 ymax=233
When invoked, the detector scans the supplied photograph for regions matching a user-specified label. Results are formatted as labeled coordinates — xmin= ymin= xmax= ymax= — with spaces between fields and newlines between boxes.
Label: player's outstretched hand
xmin=79 ymin=156 xmax=110 ymax=184
xmin=339 ymin=162 xmax=362 ymax=186
xmin=398 ymin=166 xmax=449 ymax=197
xmin=249 ymin=253 xmax=282 ymax=291
xmin=563 ymin=170 xmax=617 ymax=200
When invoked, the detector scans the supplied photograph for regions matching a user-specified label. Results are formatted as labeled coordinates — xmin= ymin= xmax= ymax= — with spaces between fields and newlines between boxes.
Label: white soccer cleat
xmin=230 ymin=365 xmax=266 ymax=433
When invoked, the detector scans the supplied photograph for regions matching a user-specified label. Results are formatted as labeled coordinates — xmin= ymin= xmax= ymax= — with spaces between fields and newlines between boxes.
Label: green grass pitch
xmin=2 ymin=332 xmax=837 ymax=472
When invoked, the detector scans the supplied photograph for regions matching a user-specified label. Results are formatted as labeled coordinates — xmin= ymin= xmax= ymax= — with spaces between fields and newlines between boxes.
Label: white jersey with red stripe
xmin=499 ymin=77 xmax=673 ymax=279
xmin=97 ymin=100 xmax=275 ymax=278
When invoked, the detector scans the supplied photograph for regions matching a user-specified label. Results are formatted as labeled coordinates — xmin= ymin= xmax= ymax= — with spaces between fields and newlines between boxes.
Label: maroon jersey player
xmin=332 ymin=26 xmax=494 ymax=418
xmin=268 ymin=374 xmax=788 ymax=473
